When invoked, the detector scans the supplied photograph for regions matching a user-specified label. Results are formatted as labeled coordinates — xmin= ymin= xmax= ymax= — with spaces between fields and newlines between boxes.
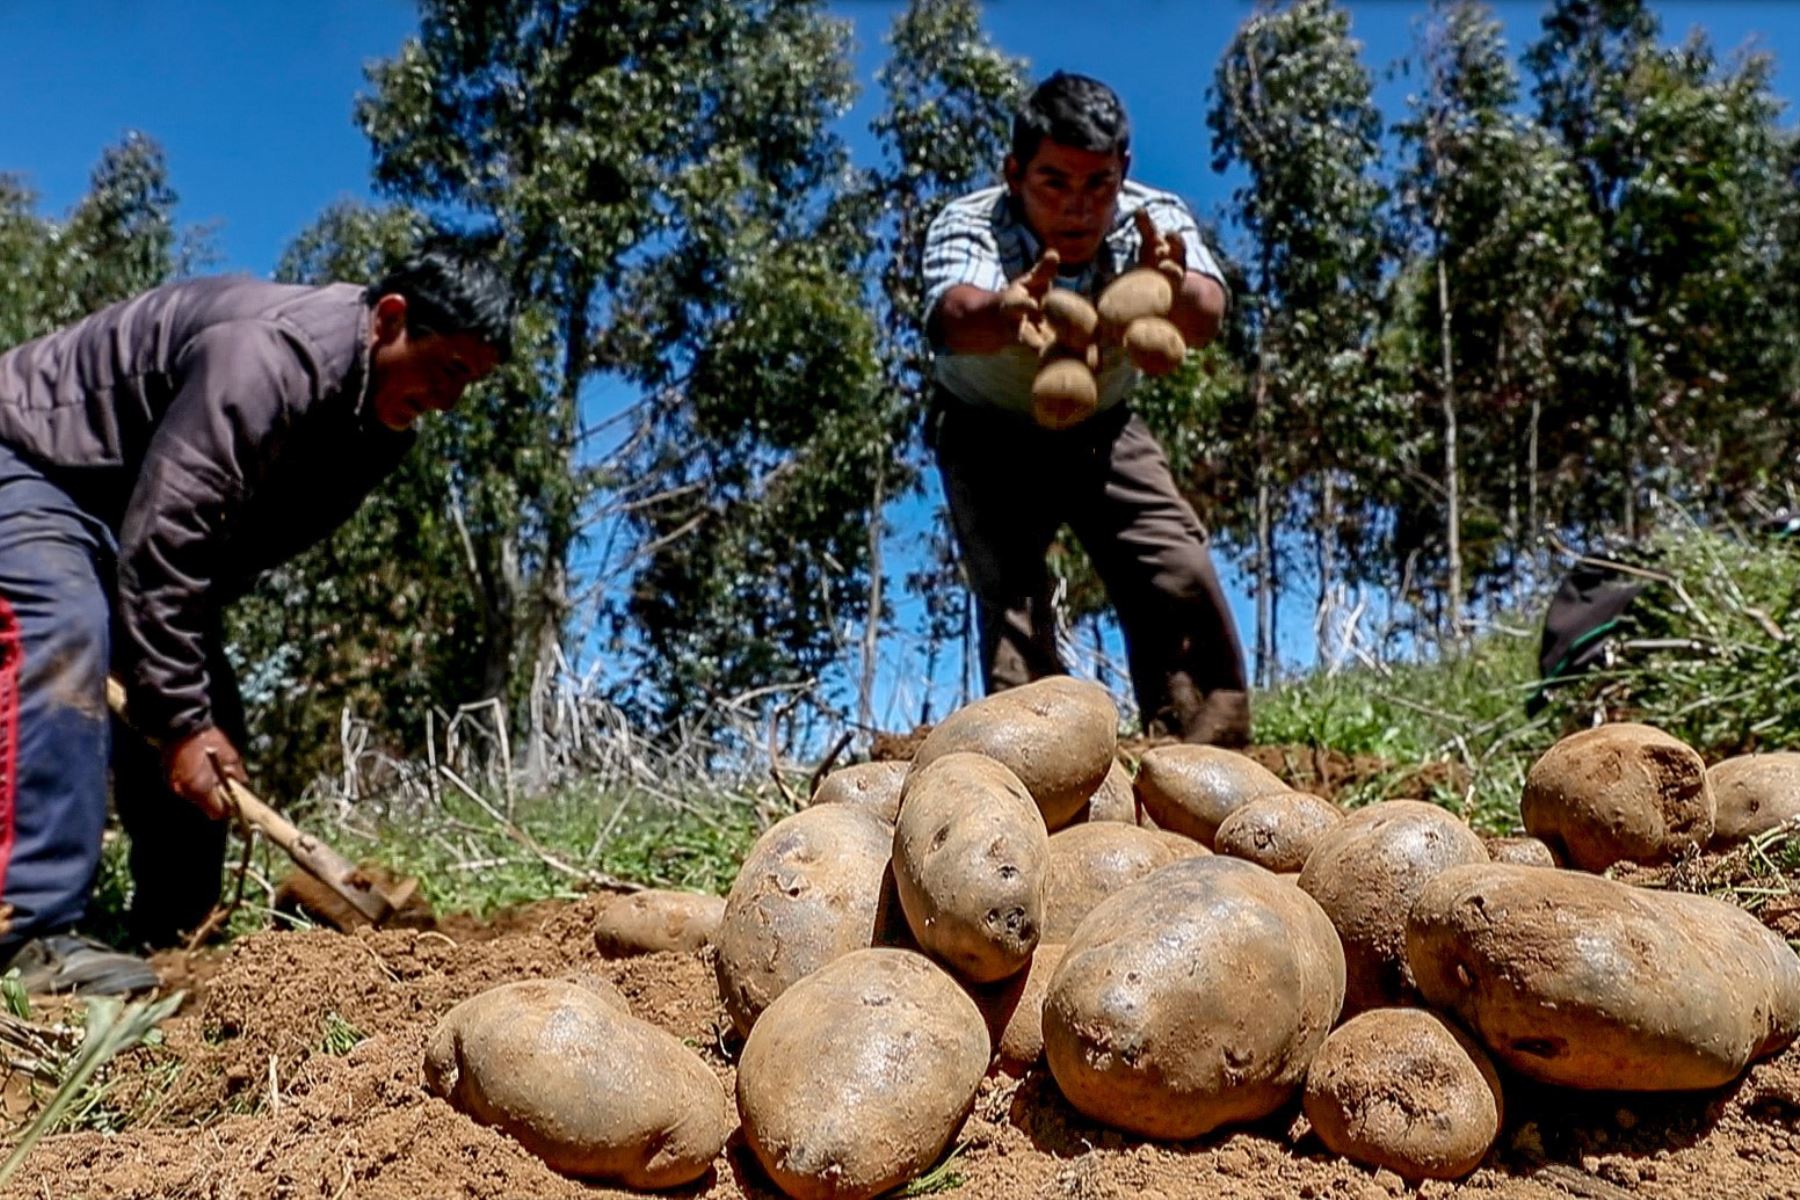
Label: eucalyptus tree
xmin=1211 ymin=0 xmax=1388 ymax=682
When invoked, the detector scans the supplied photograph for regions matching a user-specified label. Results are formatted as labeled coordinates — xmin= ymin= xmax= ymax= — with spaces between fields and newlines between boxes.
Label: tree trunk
xmin=1527 ymin=394 xmax=1541 ymax=563
xmin=1088 ymin=613 xmax=1108 ymax=690
xmin=959 ymin=587 xmax=974 ymax=707
xmin=1254 ymin=368 xmax=1274 ymax=689
xmin=1622 ymin=350 xmax=1639 ymax=540
xmin=522 ymin=271 xmax=591 ymax=786
xmin=857 ymin=466 xmax=886 ymax=737
xmin=1316 ymin=471 xmax=1337 ymax=660
xmin=1269 ymin=542 xmax=1282 ymax=686
xmin=1437 ymin=254 xmax=1462 ymax=640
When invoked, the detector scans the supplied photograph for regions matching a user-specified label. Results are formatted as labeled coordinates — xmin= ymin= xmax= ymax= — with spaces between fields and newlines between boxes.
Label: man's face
xmin=367 ymin=296 xmax=500 ymax=431
xmin=1006 ymin=139 xmax=1127 ymax=267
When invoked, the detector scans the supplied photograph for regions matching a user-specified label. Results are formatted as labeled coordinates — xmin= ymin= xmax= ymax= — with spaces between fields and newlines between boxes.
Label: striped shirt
xmin=922 ymin=180 xmax=1227 ymax=416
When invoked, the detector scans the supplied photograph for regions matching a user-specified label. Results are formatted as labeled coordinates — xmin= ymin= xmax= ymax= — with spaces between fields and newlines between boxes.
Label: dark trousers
xmin=0 ymin=445 xmax=232 ymax=955
xmin=932 ymin=396 xmax=1251 ymax=744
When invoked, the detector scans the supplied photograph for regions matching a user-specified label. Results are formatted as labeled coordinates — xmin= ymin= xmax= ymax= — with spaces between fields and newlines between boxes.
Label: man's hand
xmin=1132 ymin=207 xmax=1224 ymax=349
xmin=1003 ymin=250 xmax=1062 ymax=354
xmin=998 ymin=248 xmax=1061 ymax=319
xmin=1134 ymin=208 xmax=1185 ymax=274
xmin=163 ymin=727 xmax=247 ymax=820
xmin=939 ymin=250 xmax=1062 ymax=355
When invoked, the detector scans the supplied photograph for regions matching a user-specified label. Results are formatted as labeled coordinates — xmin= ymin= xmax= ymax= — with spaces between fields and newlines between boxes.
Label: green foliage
xmin=1525 ymin=0 xmax=1800 ymax=535
xmin=1 ymin=971 xmax=28 ymax=1021
xmin=319 ymin=1013 xmax=367 ymax=1057
xmin=0 ymin=133 xmax=208 ymax=348
xmin=1388 ymin=0 xmax=1603 ymax=622
xmin=352 ymin=0 xmax=917 ymax=738
xmin=1569 ymin=523 xmax=1800 ymax=756
xmin=327 ymin=779 xmax=762 ymax=918
xmin=895 ymin=1142 xmax=969 ymax=1197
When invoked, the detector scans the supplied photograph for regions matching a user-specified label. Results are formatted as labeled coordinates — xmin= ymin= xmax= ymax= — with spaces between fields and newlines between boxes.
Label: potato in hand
xmin=1123 ymin=316 xmax=1186 ymax=376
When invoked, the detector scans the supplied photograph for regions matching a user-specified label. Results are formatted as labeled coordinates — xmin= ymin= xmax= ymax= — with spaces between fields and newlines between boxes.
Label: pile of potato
xmin=423 ymin=700 xmax=1800 ymax=1194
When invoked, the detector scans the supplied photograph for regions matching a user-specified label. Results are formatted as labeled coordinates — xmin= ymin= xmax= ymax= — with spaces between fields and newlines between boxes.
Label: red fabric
xmin=0 ymin=593 xmax=18 ymax=899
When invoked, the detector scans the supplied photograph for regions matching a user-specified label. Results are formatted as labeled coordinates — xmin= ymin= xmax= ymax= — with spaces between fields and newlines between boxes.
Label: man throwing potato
xmin=922 ymin=71 xmax=1251 ymax=745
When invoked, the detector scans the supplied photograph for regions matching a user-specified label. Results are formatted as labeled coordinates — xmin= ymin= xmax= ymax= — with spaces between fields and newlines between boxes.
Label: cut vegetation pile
xmin=11 ymin=668 xmax=1800 ymax=1198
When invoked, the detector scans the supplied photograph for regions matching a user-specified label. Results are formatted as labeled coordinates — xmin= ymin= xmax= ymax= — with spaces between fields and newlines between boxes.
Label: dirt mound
xmin=11 ymin=885 xmax=1800 ymax=1198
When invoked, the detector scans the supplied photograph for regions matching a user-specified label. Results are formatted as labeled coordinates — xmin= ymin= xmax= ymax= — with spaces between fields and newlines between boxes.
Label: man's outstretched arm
xmin=931 ymin=250 xmax=1061 ymax=355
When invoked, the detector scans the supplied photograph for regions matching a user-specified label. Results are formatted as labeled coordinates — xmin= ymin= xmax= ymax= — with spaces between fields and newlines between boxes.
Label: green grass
xmin=323 ymin=776 xmax=768 ymax=919
xmin=319 ymin=1012 xmax=366 ymax=1056
xmin=82 ymin=743 xmax=773 ymax=940
xmin=1572 ymin=521 xmax=1800 ymax=755
xmin=896 ymin=1141 xmax=968 ymax=1197
xmin=0 ymin=991 xmax=186 ymax=1185
xmin=1252 ymin=627 xmax=1556 ymax=831
xmin=1249 ymin=522 xmax=1800 ymax=833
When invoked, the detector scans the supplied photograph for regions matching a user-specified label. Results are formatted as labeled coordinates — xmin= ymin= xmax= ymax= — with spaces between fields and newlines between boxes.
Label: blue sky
xmin=4 ymin=2 xmax=1789 ymax=274
xmin=2 ymin=1 xmax=1794 ymax=725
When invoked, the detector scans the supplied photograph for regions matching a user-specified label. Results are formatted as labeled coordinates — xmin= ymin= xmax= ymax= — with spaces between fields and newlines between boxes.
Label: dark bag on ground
xmin=1526 ymin=561 xmax=1648 ymax=715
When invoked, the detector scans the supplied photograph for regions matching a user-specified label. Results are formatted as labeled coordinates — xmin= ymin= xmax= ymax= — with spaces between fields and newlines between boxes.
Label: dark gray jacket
xmin=0 ymin=277 xmax=415 ymax=742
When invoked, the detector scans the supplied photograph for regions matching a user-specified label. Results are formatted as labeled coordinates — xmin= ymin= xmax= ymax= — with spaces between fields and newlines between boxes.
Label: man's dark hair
xmin=1011 ymin=72 xmax=1131 ymax=166
xmin=366 ymin=244 xmax=516 ymax=362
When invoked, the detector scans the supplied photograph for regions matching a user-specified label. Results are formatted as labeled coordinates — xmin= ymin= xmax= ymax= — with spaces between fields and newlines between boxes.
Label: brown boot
xmin=1161 ymin=673 xmax=1252 ymax=748
xmin=1181 ymin=689 xmax=1252 ymax=747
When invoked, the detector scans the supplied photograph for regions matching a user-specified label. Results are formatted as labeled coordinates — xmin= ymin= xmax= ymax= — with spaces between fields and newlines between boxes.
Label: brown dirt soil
xmin=12 ymin=887 xmax=1800 ymax=1199
xmin=873 ymin=723 xmax=1466 ymax=804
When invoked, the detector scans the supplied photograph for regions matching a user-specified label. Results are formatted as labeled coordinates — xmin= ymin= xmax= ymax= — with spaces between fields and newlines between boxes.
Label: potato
xmin=714 ymin=804 xmax=899 ymax=1036
xmin=1213 ymin=791 xmax=1342 ymax=873
xmin=808 ymin=760 xmax=908 ymax=824
xmin=1303 ymin=1008 xmax=1503 ymax=1181
xmin=424 ymin=979 xmax=730 ymax=1188
xmin=1408 ymin=863 xmax=1800 ymax=1090
xmin=1710 ymin=752 xmax=1800 ymax=843
xmin=1298 ymin=800 xmax=1488 ymax=1015
xmin=1096 ymin=264 xmax=1177 ymax=327
xmin=1521 ymin=722 xmax=1713 ymax=871
xmin=1123 ymin=316 xmax=1185 ymax=376
xmin=1073 ymin=760 xmax=1142 ymax=824
xmin=1484 ymin=836 xmax=1558 ymax=868
xmin=738 ymin=949 xmax=989 ymax=1200
xmin=1152 ymin=829 xmax=1211 ymax=859
xmin=1133 ymin=744 xmax=1288 ymax=845
xmin=1044 ymin=856 xmax=1344 ymax=1139
xmin=592 ymin=889 xmax=724 ymax=957
xmin=911 ymin=676 xmax=1117 ymax=831
xmin=1031 ymin=356 xmax=1098 ymax=430
xmin=969 ymin=942 xmax=1067 ymax=1075
xmin=1041 ymin=289 xmax=1099 ymax=351
xmin=894 ymin=752 xmax=1049 ymax=983
xmin=1042 ymin=823 xmax=1181 ymax=941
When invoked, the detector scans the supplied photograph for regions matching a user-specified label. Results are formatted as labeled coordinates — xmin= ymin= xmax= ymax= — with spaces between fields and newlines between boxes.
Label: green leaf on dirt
xmin=0 ymin=990 xmax=184 ymax=1187
xmin=320 ymin=1012 xmax=367 ymax=1056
